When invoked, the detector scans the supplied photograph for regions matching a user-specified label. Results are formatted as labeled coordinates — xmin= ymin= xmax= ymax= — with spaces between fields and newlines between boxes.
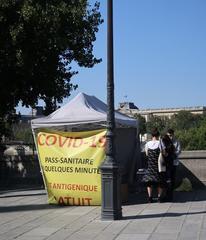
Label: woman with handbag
xmin=162 ymin=132 xmax=178 ymax=201
xmin=142 ymin=128 xmax=167 ymax=203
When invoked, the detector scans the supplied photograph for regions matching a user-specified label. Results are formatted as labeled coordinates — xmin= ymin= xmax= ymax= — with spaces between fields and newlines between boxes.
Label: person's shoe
xmin=148 ymin=196 xmax=153 ymax=203
xmin=157 ymin=196 xmax=163 ymax=203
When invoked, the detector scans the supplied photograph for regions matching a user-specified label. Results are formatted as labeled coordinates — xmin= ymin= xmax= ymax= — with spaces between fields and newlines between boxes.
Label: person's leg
xmin=169 ymin=166 xmax=177 ymax=200
xmin=157 ymin=173 xmax=167 ymax=202
xmin=157 ymin=186 xmax=164 ymax=202
xmin=164 ymin=169 xmax=172 ymax=201
xmin=147 ymin=183 xmax=153 ymax=203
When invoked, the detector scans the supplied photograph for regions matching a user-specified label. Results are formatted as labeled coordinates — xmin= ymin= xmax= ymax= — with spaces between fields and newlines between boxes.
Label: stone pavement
xmin=0 ymin=188 xmax=206 ymax=240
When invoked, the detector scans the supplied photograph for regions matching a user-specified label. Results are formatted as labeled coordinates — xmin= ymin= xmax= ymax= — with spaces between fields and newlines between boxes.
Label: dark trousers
xmin=166 ymin=166 xmax=177 ymax=200
xmin=170 ymin=166 xmax=177 ymax=191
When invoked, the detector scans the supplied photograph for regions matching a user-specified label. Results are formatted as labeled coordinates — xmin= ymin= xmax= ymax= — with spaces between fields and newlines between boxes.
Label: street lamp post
xmin=100 ymin=0 xmax=122 ymax=220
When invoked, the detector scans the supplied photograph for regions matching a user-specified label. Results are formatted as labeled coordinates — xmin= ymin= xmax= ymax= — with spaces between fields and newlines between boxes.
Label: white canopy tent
xmin=31 ymin=92 xmax=137 ymax=129
xmin=31 ymin=92 xmax=139 ymax=187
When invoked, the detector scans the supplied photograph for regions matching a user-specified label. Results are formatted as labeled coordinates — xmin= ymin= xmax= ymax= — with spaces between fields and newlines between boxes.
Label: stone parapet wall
xmin=0 ymin=153 xmax=43 ymax=190
xmin=139 ymin=150 xmax=206 ymax=189
xmin=177 ymin=151 xmax=206 ymax=188
xmin=1 ymin=150 xmax=206 ymax=190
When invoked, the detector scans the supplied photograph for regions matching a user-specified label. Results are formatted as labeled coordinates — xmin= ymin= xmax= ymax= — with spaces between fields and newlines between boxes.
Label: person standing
xmin=142 ymin=128 xmax=166 ymax=203
xmin=167 ymin=128 xmax=181 ymax=200
xmin=161 ymin=134 xmax=175 ymax=201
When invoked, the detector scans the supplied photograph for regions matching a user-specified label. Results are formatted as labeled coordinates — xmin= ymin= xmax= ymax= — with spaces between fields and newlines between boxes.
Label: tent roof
xmin=31 ymin=92 xmax=137 ymax=129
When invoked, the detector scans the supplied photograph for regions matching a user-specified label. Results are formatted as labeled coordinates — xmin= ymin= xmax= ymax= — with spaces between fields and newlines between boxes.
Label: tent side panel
xmin=115 ymin=128 xmax=140 ymax=185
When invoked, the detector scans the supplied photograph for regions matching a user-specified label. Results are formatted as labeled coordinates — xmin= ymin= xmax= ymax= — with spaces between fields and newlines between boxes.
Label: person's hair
xmin=167 ymin=128 xmax=174 ymax=135
xmin=162 ymin=134 xmax=175 ymax=153
xmin=162 ymin=134 xmax=172 ymax=146
xmin=151 ymin=128 xmax=160 ymax=138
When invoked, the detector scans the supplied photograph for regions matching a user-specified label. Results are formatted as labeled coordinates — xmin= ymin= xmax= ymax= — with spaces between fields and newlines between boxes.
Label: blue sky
xmin=17 ymin=0 xmax=206 ymax=114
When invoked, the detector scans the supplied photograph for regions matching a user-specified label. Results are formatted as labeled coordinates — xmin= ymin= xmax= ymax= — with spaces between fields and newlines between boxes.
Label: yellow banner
xmin=37 ymin=129 xmax=106 ymax=206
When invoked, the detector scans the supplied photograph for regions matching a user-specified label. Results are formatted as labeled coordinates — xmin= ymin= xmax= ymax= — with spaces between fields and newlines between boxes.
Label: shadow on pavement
xmin=125 ymin=188 xmax=206 ymax=205
xmin=123 ymin=189 xmax=206 ymax=220
xmin=0 ymin=186 xmax=44 ymax=195
xmin=123 ymin=210 xmax=206 ymax=220
xmin=0 ymin=203 xmax=69 ymax=213
xmin=0 ymin=192 xmax=46 ymax=198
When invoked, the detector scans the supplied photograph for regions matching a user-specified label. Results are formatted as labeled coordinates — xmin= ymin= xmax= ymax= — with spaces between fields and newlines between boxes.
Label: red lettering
xmin=38 ymin=133 xmax=46 ymax=145
xmin=57 ymin=196 xmax=93 ymax=206
xmin=84 ymin=198 xmax=92 ymax=205
xmin=58 ymin=196 xmax=65 ymax=205
xmin=73 ymin=138 xmax=83 ymax=148
xmin=38 ymin=133 xmax=105 ymax=148
xmin=46 ymin=135 xmax=57 ymax=146
xmin=64 ymin=196 xmax=71 ymax=205
xmin=56 ymin=183 xmax=61 ymax=189
xmin=88 ymin=136 xmax=97 ymax=147
xmin=98 ymin=136 xmax=106 ymax=147
xmin=59 ymin=136 xmax=68 ymax=147
xmin=67 ymin=137 xmax=73 ymax=147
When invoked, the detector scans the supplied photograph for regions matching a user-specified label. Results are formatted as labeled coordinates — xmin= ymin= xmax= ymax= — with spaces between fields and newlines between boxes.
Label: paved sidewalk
xmin=0 ymin=188 xmax=206 ymax=240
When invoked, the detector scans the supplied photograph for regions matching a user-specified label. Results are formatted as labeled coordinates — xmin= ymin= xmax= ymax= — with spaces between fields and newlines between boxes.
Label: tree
xmin=175 ymin=117 xmax=206 ymax=150
xmin=169 ymin=111 xmax=202 ymax=131
xmin=145 ymin=115 xmax=166 ymax=134
xmin=12 ymin=122 xmax=33 ymax=144
xmin=133 ymin=110 xmax=206 ymax=150
xmin=134 ymin=114 xmax=146 ymax=135
xmin=0 ymin=0 xmax=103 ymax=136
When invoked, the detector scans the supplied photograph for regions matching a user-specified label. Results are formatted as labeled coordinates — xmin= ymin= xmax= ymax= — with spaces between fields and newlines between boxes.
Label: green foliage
xmin=134 ymin=114 xmax=146 ymax=135
xmin=0 ymin=0 xmax=103 ymax=136
xmin=12 ymin=123 xmax=33 ymax=144
xmin=0 ymin=113 xmax=20 ymax=139
xmin=137 ymin=111 xmax=206 ymax=150
xmin=168 ymin=111 xmax=206 ymax=150
xmin=145 ymin=115 xmax=167 ymax=134
xmin=175 ymin=122 xmax=206 ymax=150
xmin=169 ymin=111 xmax=203 ymax=131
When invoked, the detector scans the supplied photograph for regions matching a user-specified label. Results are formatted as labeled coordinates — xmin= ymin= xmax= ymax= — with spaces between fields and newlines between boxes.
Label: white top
xmin=145 ymin=140 xmax=160 ymax=150
xmin=145 ymin=139 xmax=165 ymax=156
xmin=145 ymin=138 xmax=181 ymax=166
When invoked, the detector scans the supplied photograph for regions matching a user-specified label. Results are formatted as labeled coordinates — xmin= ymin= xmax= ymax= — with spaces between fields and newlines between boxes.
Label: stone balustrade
xmin=0 ymin=148 xmax=206 ymax=190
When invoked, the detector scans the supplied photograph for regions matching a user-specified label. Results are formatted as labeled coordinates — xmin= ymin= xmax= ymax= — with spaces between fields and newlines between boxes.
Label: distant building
xmin=118 ymin=102 xmax=138 ymax=110
xmin=118 ymin=103 xmax=206 ymax=122
xmin=117 ymin=102 xmax=139 ymax=117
